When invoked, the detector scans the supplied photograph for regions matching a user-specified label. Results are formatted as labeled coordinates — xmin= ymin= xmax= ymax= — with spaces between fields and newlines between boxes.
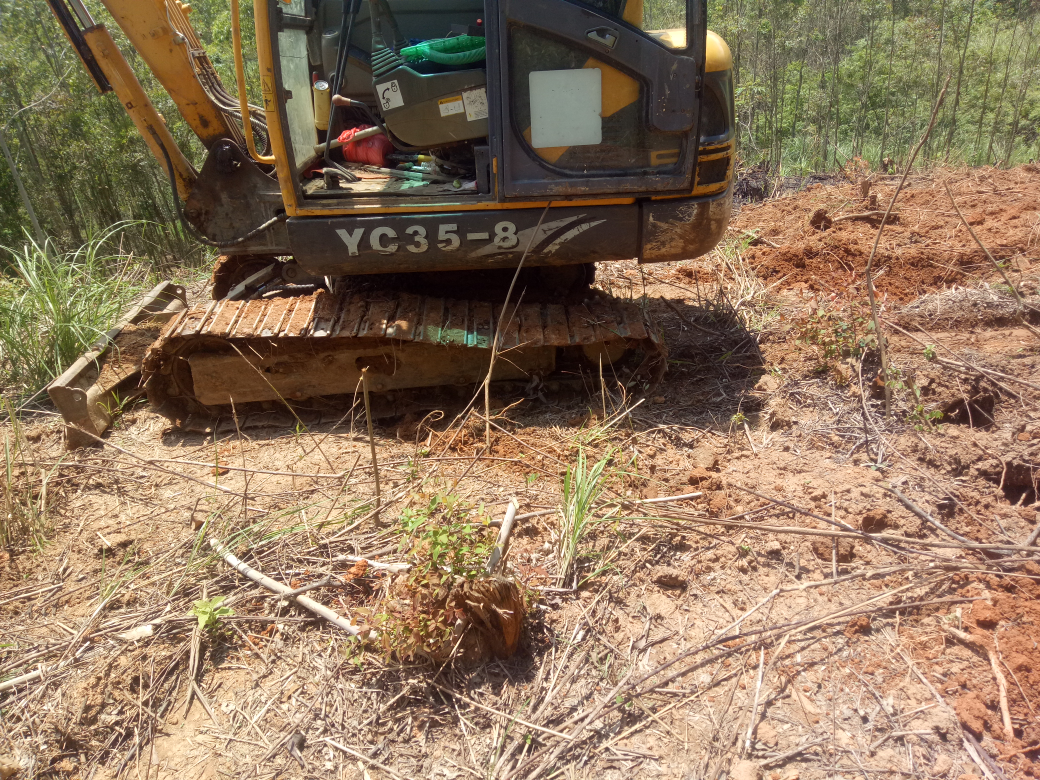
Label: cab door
xmin=489 ymin=0 xmax=705 ymax=199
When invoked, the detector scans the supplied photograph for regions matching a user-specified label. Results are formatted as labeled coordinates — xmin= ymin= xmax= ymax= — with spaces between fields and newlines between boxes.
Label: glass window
xmin=509 ymin=27 xmax=686 ymax=173
xmin=573 ymin=0 xmax=688 ymax=49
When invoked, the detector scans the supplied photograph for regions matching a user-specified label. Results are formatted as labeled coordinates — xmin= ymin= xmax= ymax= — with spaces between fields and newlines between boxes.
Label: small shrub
xmin=370 ymin=494 xmax=510 ymax=662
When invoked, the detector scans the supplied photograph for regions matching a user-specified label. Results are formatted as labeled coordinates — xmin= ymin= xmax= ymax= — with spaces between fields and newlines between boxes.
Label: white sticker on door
xmin=463 ymin=88 xmax=489 ymax=121
xmin=438 ymin=96 xmax=465 ymax=117
xmin=375 ymin=81 xmax=404 ymax=111
xmin=529 ymin=69 xmax=602 ymax=148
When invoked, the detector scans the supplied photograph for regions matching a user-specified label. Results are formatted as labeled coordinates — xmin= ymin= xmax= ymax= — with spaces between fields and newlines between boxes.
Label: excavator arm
xmin=44 ymin=0 xmax=258 ymax=199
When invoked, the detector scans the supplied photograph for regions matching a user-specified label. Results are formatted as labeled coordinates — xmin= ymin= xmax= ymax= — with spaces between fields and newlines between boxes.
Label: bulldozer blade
xmin=48 ymin=281 xmax=188 ymax=449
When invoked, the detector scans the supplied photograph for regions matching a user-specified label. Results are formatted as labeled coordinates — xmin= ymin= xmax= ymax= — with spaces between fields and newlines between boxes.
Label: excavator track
xmin=144 ymin=287 xmax=665 ymax=431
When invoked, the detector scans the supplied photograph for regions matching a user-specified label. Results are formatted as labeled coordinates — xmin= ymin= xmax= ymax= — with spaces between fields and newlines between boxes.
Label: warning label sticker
xmin=463 ymin=88 xmax=488 ymax=122
xmin=438 ymin=96 xmax=465 ymax=117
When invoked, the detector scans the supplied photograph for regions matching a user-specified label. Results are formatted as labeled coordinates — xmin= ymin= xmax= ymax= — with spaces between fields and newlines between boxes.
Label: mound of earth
xmin=733 ymin=164 xmax=1040 ymax=301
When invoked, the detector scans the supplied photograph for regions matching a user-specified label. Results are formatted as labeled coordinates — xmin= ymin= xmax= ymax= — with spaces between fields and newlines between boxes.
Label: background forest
xmin=0 ymin=0 xmax=1038 ymax=266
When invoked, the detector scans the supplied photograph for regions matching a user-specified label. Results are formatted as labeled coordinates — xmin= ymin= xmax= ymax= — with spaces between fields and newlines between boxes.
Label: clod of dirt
xmin=954 ymin=691 xmax=989 ymax=737
xmin=0 ymin=756 xmax=20 ymax=780
xmin=653 ymin=566 xmax=686 ymax=589
xmin=763 ymin=539 xmax=783 ymax=558
xmin=931 ymin=756 xmax=953 ymax=776
xmin=689 ymin=444 xmax=719 ymax=471
xmin=969 ymin=602 xmax=1000 ymax=629
xmin=687 ymin=467 xmax=722 ymax=490
xmin=730 ymin=759 xmax=762 ymax=780
xmin=860 ymin=510 xmax=889 ymax=533
xmin=765 ymin=396 xmax=794 ymax=429
xmin=96 ymin=534 xmax=134 ymax=557
xmin=754 ymin=374 xmax=780 ymax=394
xmin=757 ymin=720 xmax=778 ymax=747
xmin=844 ymin=615 xmax=871 ymax=637
xmin=707 ymin=492 xmax=730 ymax=517
xmin=810 ymin=538 xmax=855 ymax=563
xmin=809 ymin=209 xmax=833 ymax=231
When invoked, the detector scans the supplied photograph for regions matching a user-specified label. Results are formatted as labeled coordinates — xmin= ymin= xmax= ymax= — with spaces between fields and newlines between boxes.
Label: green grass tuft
xmin=558 ymin=447 xmax=612 ymax=587
xmin=0 ymin=223 xmax=153 ymax=397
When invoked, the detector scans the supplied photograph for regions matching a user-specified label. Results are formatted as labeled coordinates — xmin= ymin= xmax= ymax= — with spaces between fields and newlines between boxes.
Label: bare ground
xmin=2 ymin=165 xmax=1039 ymax=780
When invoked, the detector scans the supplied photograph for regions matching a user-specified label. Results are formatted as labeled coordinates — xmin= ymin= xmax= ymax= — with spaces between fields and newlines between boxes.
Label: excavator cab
xmin=43 ymin=0 xmax=735 ymax=440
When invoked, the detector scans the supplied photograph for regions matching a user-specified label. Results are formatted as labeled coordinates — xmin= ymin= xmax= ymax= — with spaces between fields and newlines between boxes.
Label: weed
xmin=191 ymin=596 xmax=234 ymax=633
xmin=0 ymin=224 xmax=152 ymax=395
xmin=796 ymin=303 xmax=878 ymax=362
xmin=923 ymin=344 xmax=938 ymax=361
xmin=558 ymin=447 xmax=612 ymax=586
xmin=371 ymin=495 xmax=521 ymax=662
xmin=398 ymin=493 xmax=494 ymax=578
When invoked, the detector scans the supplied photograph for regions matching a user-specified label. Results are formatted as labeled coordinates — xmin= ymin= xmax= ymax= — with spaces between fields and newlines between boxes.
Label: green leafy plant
xmin=909 ymin=404 xmax=943 ymax=430
xmin=924 ymin=345 xmax=938 ymax=361
xmin=368 ymin=494 xmax=500 ymax=661
xmin=796 ymin=304 xmax=878 ymax=367
xmin=399 ymin=494 xmax=494 ymax=577
xmin=191 ymin=596 xmax=234 ymax=632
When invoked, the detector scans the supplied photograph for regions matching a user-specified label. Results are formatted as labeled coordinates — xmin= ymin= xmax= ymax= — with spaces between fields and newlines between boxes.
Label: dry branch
xmin=944 ymin=181 xmax=1040 ymax=335
xmin=209 ymin=539 xmax=368 ymax=637
xmin=486 ymin=498 xmax=519 ymax=574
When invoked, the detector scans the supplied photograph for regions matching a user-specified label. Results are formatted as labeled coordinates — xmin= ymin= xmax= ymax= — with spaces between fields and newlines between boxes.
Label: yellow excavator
xmin=43 ymin=0 xmax=733 ymax=445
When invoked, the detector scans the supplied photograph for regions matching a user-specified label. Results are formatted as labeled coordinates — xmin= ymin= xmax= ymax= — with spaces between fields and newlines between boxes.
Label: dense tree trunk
xmin=0 ymin=125 xmax=43 ymax=245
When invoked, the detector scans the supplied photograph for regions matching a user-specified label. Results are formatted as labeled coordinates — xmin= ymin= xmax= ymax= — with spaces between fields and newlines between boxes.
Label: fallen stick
xmin=945 ymin=181 xmax=1040 ymax=335
xmin=832 ymin=210 xmax=900 ymax=222
xmin=0 ymin=666 xmax=46 ymax=693
xmin=209 ymin=539 xmax=368 ymax=638
xmin=883 ymin=485 xmax=978 ymax=546
xmin=429 ymin=680 xmax=572 ymax=739
xmin=486 ymin=498 xmax=519 ymax=574
xmin=645 ymin=512 xmax=1040 ymax=552
xmin=331 ymin=555 xmax=411 ymax=573
xmin=761 ymin=737 xmax=828 ymax=768
xmin=70 ymin=425 xmax=243 ymax=497
xmin=944 ymin=626 xmax=1014 ymax=740
xmin=617 ymin=491 xmax=704 ymax=507
xmin=361 ymin=368 xmax=381 ymax=510
xmin=882 ymin=318 xmax=1040 ymax=395
xmin=323 ymin=739 xmax=408 ymax=780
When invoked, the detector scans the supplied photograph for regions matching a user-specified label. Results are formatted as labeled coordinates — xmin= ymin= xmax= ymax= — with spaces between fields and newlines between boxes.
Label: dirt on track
xmin=2 ymin=165 xmax=1040 ymax=780
xmin=735 ymin=165 xmax=1040 ymax=301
